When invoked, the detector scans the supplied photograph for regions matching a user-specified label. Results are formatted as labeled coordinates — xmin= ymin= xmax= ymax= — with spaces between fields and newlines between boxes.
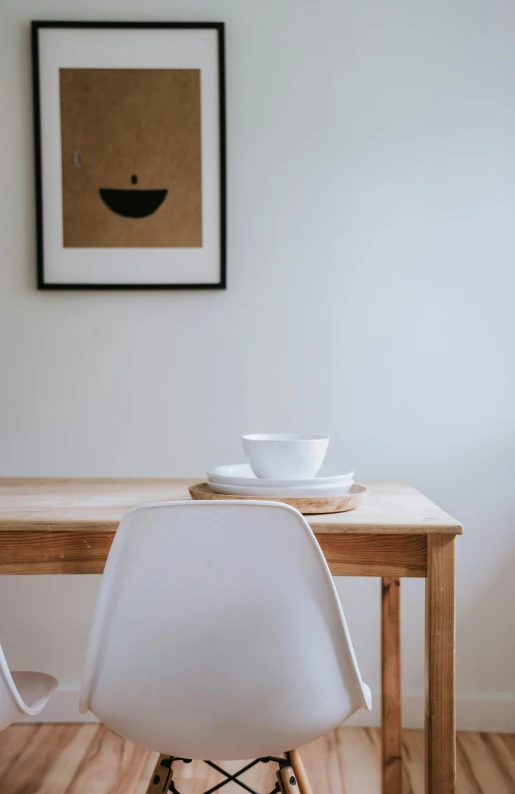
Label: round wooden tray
xmin=188 ymin=483 xmax=367 ymax=515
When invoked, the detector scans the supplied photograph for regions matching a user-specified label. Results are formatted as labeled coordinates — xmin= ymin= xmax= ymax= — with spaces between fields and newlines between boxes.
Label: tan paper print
xmin=60 ymin=68 xmax=202 ymax=248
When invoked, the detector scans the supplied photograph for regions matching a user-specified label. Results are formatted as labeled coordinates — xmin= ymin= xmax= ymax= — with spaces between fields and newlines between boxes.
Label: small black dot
xmin=131 ymin=174 xmax=138 ymax=185
xmin=289 ymin=776 xmax=296 ymax=785
xmin=153 ymin=775 xmax=160 ymax=785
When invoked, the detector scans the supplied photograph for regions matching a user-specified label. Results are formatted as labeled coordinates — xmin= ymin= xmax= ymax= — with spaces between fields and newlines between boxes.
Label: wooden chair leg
xmin=146 ymin=750 xmax=313 ymax=794
xmin=145 ymin=754 xmax=173 ymax=794
xmin=289 ymin=749 xmax=313 ymax=794
xmin=277 ymin=763 xmax=299 ymax=794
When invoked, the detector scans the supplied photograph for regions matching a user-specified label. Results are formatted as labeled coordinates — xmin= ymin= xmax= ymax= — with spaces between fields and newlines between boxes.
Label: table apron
xmin=0 ymin=530 xmax=116 ymax=574
xmin=0 ymin=530 xmax=428 ymax=578
xmin=317 ymin=533 xmax=427 ymax=578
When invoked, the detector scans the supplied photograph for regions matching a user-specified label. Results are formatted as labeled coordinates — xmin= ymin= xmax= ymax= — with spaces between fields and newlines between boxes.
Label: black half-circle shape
xmin=99 ymin=188 xmax=168 ymax=219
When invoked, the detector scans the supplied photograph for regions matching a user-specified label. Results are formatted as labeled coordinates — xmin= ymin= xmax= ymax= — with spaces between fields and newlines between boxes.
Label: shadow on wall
xmin=430 ymin=429 xmax=515 ymax=721
xmin=457 ymin=550 xmax=515 ymax=699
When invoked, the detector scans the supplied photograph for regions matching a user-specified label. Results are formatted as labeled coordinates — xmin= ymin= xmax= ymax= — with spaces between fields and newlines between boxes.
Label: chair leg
xmin=146 ymin=751 xmax=313 ymax=794
xmin=277 ymin=764 xmax=298 ymax=794
xmin=145 ymin=754 xmax=174 ymax=794
xmin=289 ymin=750 xmax=313 ymax=794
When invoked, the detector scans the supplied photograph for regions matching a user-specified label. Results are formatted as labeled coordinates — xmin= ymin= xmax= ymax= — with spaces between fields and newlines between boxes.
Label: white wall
xmin=1 ymin=0 xmax=515 ymax=731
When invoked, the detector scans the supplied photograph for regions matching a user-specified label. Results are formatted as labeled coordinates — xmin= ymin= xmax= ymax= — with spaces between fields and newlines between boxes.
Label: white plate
xmin=207 ymin=463 xmax=354 ymax=488
xmin=207 ymin=478 xmax=354 ymax=498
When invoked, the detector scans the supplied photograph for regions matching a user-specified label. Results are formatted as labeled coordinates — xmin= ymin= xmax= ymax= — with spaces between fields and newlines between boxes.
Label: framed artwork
xmin=32 ymin=21 xmax=226 ymax=289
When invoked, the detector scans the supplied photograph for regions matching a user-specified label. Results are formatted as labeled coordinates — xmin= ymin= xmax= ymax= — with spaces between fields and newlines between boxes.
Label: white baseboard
xmin=348 ymin=691 xmax=515 ymax=733
xmin=20 ymin=687 xmax=515 ymax=734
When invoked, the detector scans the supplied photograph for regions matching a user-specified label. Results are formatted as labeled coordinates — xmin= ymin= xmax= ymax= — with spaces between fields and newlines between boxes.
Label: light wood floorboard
xmin=0 ymin=724 xmax=512 ymax=793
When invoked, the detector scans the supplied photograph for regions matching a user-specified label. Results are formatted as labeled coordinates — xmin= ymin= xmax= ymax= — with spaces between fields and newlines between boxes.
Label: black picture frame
xmin=31 ymin=21 xmax=226 ymax=290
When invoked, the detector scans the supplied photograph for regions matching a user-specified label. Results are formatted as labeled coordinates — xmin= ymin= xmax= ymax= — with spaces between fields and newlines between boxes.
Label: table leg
xmin=425 ymin=535 xmax=456 ymax=794
xmin=381 ymin=576 xmax=402 ymax=794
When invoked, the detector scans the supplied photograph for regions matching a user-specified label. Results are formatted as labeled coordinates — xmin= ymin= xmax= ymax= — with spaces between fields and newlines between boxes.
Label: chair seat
xmin=11 ymin=671 xmax=58 ymax=712
xmin=0 ymin=657 xmax=58 ymax=732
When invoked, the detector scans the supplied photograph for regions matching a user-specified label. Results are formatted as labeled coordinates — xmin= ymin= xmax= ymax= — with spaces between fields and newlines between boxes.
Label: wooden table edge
xmin=0 ymin=519 xmax=463 ymax=535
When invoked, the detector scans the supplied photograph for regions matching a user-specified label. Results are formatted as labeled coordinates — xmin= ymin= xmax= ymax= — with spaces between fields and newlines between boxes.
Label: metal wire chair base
xmin=150 ymin=753 xmax=295 ymax=794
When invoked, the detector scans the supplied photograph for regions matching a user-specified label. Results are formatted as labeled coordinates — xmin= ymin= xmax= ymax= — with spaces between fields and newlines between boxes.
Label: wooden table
xmin=0 ymin=478 xmax=462 ymax=794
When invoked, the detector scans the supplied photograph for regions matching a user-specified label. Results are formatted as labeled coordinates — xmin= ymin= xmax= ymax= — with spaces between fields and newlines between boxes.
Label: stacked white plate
xmin=207 ymin=464 xmax=354 ymax=498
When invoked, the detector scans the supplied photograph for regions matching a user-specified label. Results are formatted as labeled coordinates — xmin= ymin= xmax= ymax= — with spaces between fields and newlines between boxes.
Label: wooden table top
xmin=0 ymin=478 xmax=462 ymax=535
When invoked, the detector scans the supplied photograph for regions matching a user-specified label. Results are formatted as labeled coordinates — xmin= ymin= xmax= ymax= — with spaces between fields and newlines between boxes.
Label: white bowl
xmin=207 ymin=463 xmax=354 ymax=488
xmin=208 ymin=478 xmax=353 ymax=498
xmin=242 ymin=433 xmax=329 ymax=479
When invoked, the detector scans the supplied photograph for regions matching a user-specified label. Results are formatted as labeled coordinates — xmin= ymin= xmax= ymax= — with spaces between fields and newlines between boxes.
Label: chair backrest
xmin=80 ymin=501 xmax=370 ymax=760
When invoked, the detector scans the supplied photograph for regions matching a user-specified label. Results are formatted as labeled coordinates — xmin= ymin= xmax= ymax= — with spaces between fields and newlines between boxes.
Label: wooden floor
xmin=0 ymin=724 xmax=513 ymax=793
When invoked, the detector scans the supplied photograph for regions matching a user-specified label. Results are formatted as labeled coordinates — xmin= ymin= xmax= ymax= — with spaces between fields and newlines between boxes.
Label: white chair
xmin=80 ymin=501 xmax=371 ymax=793
xmin=0 ymin=646 xmax=57 ymax=731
